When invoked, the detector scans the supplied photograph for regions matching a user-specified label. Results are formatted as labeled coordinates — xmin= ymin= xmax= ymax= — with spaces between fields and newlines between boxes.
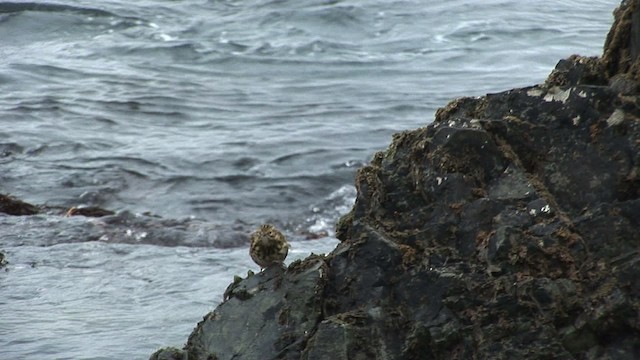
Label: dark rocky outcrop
xmin=151 ymin=1 xmax=640 ymax=359
xmin=0 ymin=193 xmax=116 ymax=217
xmin=0 ymin=193 xmax=39 ymax=215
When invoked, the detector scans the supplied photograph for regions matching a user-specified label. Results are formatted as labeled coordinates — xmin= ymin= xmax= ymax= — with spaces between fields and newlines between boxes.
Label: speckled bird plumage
xmin=249 ymin=224 xmax=290 ymax=269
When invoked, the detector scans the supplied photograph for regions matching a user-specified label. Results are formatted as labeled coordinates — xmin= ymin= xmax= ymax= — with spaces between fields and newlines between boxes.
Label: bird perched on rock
xmin=249 ymin=224 xmax=290 ymax=270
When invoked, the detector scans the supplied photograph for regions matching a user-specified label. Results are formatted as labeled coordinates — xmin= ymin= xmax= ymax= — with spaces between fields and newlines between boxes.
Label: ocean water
xmin=0 ymin=0 xmax=618 ymax=359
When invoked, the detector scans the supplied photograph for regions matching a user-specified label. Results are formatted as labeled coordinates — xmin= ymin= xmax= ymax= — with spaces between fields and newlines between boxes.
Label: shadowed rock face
xmin=186 ymin=259 xmax=327 ymax=360
xmin=151 ymin=1 xmax=640 ymax=359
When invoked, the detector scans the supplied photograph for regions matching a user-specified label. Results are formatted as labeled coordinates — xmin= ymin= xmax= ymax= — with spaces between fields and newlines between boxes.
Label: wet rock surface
xmin=0 ymin=193 xmax=40 ymax=215
xmin=0 ymin=195 xmax=258 ymax=248
xmin=0 ymin=196 xmax=327 ymax=248
xmin=151 ymin=1 xmax=640 ymax=359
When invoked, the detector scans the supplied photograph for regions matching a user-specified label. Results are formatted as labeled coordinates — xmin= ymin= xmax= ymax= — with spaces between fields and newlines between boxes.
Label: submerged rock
xmin=0 ymin=197 xmax=252 ymax=248
xmin=64 ymin=206 xmax=115 ymax=217
xmin=152 ymin=1 xmax=640 ymax=359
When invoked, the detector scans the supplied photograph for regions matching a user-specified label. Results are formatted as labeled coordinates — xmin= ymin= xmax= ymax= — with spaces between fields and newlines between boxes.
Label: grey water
xmin=0 ymin=0 xmax=618 ymax=359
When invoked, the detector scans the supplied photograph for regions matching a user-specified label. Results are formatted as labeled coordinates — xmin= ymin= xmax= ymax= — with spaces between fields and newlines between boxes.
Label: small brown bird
xmin=249 ymin=224 xmax=290 ymax=269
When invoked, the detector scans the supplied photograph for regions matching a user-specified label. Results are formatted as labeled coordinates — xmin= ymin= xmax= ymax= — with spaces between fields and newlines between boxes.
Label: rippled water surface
xmin=0 ymin=0 xmax=619 ymax=358
xmin=1 ymin=237 xmax=339 ymax=359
